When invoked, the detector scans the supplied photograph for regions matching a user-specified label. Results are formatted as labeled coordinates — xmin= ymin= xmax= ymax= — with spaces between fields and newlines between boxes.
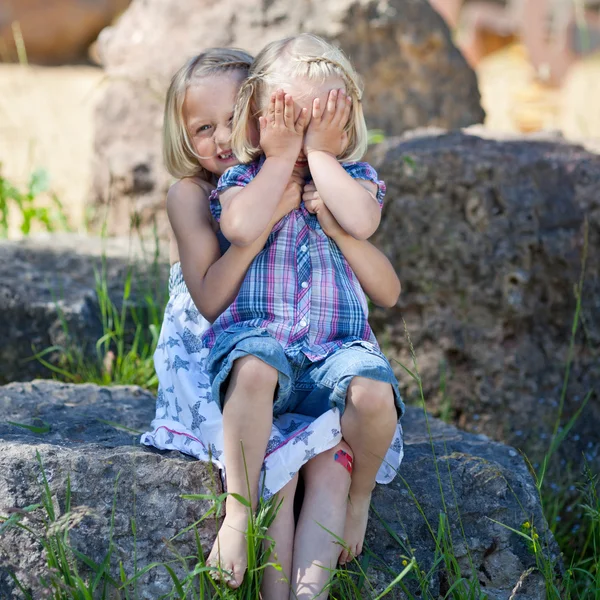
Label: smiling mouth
xmin=217 ymin=151 xmax=234 ymax=160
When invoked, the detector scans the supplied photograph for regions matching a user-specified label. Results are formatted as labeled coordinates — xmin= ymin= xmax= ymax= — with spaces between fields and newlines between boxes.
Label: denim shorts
xmin=205 ymin=328 xmax=404 ymax=419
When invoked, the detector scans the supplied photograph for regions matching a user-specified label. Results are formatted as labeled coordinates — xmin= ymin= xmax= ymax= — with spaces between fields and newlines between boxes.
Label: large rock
xmin=0 ymin=234 xmax=168 ymax=384
xmin=369 ymin=129 xmax=600 ymax=470
xmin=0 ymin=0 xmax=130 ymax=64
xmin=0 ymin=381 xmax=218 ymax=599
xmin=1 ymin=381 xmax=555 ymax=599
xmin=90 ymin=0 xmax=484 ymax=236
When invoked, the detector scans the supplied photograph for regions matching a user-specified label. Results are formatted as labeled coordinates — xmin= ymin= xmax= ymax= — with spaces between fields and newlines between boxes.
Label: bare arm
xmin=219 ymin=157 xmax=294 ymax=246
xmin=303 ymin=182 xmax=400 ymax=308
xmin=168 ymin=176 xmax=303 ymax=322
xmin=304 ymin=89 xmax=380 ymax=239
xmin=331 ymin=233 xmax=400 ymax=307
xmin=220 ymin=90 xmax=307 ymax=246
xmin=307 ymin=151 xmax=381 ymax=239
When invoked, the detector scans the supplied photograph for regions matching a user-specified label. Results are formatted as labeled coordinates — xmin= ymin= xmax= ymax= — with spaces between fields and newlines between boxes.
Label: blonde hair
xmin=231 ymin=33 xmax=368 ymax=164
xmin=163 ymin=48 xmax=253 ymax=180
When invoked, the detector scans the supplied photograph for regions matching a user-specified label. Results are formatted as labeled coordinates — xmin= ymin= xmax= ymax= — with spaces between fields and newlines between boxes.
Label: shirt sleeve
xmin=342 ymin=162 xmax=386 ymax=208
xmin=216 ymin=161 xmax=260 ymax=194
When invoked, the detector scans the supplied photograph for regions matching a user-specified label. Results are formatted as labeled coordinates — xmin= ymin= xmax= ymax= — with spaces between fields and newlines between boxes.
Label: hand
xmin=304 ymin=88 xmax=351 ymax=157
xmin=260 ymin=89 xmax=308 ymax=163
xmin=303 ymin=182 xmax=344 ymax=238
xmin=270 ymin=173 xmax=304 ymax=225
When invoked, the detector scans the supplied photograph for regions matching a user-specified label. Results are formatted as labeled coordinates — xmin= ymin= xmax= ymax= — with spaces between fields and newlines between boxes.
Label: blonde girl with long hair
xmin=142 ymin=44 xmax=404 ymax=599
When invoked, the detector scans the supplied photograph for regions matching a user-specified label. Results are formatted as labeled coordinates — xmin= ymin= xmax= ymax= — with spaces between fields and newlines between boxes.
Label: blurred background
xmin=0 ymin=0 xmax=599 ymax=238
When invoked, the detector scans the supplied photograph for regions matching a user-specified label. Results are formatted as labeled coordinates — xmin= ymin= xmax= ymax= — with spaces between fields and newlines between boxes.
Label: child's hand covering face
xmin=304 ymin=88 xmax=352 ymax=158
xmin=259 ymin=89 xmax=308 ymax=163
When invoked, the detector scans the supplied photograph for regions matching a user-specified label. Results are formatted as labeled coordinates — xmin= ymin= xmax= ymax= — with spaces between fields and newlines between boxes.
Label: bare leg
xmin=291 ymin=441 xmax=354 ymax=600
xmin=207 ymin=355 xmax=278 ymax=588
xmin=261 ymin=474 xmax=299 ymax=600
xmin=339 ymin=378 xmax=397 ymax=564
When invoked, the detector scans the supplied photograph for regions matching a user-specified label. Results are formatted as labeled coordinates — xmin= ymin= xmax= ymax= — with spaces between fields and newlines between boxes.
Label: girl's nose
xmin=214 ymin=124 xmax=231 ymax=146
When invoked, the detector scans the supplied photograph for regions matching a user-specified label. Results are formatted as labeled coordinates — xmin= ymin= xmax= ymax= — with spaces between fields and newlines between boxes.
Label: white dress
xmin=141 ymin=263 xmax=404 ymax=499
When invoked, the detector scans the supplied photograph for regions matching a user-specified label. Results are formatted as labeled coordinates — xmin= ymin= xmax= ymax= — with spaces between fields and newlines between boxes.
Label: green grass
xmin=31 ymin=238 xmax=167 ymax=392
xmin=0 ymin=166 xmax=70 ymax=238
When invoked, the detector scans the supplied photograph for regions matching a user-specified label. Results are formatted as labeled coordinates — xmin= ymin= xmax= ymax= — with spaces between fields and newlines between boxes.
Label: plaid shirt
xmin=202 ymin=157 xmax=386 ymax=362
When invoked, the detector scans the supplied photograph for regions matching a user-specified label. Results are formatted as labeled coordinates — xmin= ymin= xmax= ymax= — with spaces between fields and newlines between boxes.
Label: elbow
xmin=220 ymin=211 xmax=256 ymax=247
xmin=348 ymin=212 xmax=380 ymax=241
xmin=348 ymin=220 xmax=377 ymax=241
xmin=375 ymin=279 xmax=401 ymax=309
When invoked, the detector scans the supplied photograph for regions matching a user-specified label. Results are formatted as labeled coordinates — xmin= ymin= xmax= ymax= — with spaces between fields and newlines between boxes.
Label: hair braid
xmin=301 ymin=56 xmax=363 ymax=102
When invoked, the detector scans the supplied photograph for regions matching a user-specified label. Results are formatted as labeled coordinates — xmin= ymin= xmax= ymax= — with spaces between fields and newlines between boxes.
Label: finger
xmin=325 ymin=89 xmax=337 ymax=123
xmin=303 ymin=182 xmax=316 ymax=192
xmin=311 ymin=98 xmax=321 ymax=123
xmin=284 ymin=93 xmax=295 ymax=129
xmin=340 ymin=94 xmax=352 ymax=128
xmin=268 ymin=92 xmax=276 ymax=123
xmin=304 ymin=199 xmax=317 ymax=213
xmin=291 ymin=173 xmax=305 ymax=186
xmin=295 ymin=107 xmax=308 ymax=134
xmin=332 ymin=89 xmax=347 ymax=127
xmin=274 ymin=89 xmax=284 ymax=126
xmin=258 ymin=115 xmax=267 ymax=131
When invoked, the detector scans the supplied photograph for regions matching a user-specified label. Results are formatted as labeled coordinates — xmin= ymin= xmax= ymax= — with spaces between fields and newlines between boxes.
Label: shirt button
xmin=300 ymin=245 xmax=307 ymax=252
xmin=301 ymin=281 xmax=308 ymax=289
xmin=300 ymin=320 xmax=307 ymax=327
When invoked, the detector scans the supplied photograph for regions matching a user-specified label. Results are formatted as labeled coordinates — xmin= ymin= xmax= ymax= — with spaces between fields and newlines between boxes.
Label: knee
xmin=231 ymin=355 xmax=278 ymax=394
xmin=346 ymin=378 xmax=396 ymax=420
xmin=303 ymin=441 xmax=354 ymax=491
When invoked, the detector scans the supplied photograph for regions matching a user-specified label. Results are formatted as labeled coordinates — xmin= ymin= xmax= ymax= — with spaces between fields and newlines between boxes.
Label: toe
xmin=339 ymin=549 xmax=349 ymax=565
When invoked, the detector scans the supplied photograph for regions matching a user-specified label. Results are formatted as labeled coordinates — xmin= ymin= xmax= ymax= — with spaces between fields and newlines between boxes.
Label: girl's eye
xmin=196 ymin=124 xmax=212 ymax=134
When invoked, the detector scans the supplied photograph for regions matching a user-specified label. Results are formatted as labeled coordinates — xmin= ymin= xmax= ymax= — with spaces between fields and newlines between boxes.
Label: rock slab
xmin=369 ymin=129 xmax=600 ymax=470
xmin=0 ymin=234 xmax=168 ymax=384
xmin=1 ymin=381 xmax=555 ymax=599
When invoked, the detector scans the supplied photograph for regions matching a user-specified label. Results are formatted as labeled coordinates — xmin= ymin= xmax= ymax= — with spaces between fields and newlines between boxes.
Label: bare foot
xmin=338 ymin=493 xmax=371 ymax=564
xmin=207 ymin=510 xmax=249 ymax=588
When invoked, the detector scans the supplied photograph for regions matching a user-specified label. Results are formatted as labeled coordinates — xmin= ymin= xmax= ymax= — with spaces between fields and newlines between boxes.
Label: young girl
xmin=141 ymin=47 xmax=404 ymax=598
xmin=203 ymin=34 xmax=405 ymax=596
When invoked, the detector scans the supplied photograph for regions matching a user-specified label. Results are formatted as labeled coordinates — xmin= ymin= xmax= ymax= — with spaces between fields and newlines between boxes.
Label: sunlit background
xmin=1 ymin=0 xmax=599 ymax=238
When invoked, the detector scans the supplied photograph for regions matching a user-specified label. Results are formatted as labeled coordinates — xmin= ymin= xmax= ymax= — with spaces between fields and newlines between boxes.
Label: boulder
xmin=1 ymin=381 xmax=556 ymax=599
xmin=90 ymin=0 xmax=484 ymax=236
xmin=0 ymin=381 xmax=218 ymax=599
xmin=0 ymin=0 xmax=130 ymax=64
xmin=0 ymin=234 xmax=169 ymax=384
xmin=369 ymin=129 xmax=600 ymax=470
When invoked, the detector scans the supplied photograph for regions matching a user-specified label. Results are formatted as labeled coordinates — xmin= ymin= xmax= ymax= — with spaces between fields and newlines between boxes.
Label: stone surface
xmin=0 ymin=381 xmax=555 ymax=599
xmin=0 ymin=381 xmax=218 ymax=599
xmin=0 ymin=0 xmax=130 ymax=64
xmin=369 ymin=129 xmax=600 ymax=470
xmin=90 ymin=0 xmax=484 ymax=236
xmin=0 ymin=234 xmax=168 ymax=384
